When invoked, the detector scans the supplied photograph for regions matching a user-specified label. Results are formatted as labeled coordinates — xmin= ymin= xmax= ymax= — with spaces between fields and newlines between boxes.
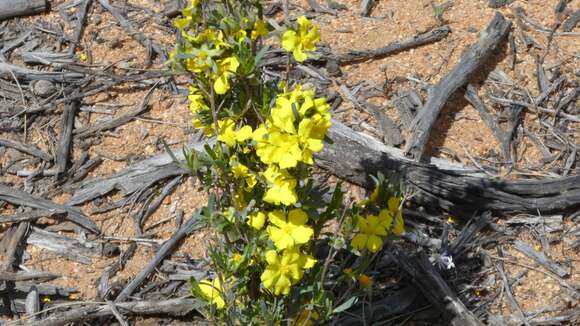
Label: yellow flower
xmin=447 ymin=215 xmax=457 ymax=224
xmin=267 ymin=209 xmax=314 ymax=249
xmin=247 ymin=211 xmax=266 ymax=230
xmin=253 ymin=90 xmax=330 ymax=168
xmin=262 ymin=165 xmax=298 ymax=206
xmin=351 ymin=215 xmax=387 ymax=253
xmin=378 ymin=197 xmax=405 ymax=235
xmin=41 ymin=296 xmax=51 ymax=303
xmin=214 ymin=56 xmax=240 ymax=95
xmin=233 ymin=29 xmax=247 ymax=42
xmin=282 ymin=16 xmax=320 ymax=62
xmin=188 ymin=85 xmax=208 ymax=113
xmin=184 ymin=43 xmax=223 ymax=75
xmin=251 ymin=19 xmax=269 ymax=40
xmin=260 ymin=248 xmax=316 ymax=296
xmin=294 ymin=309 xmax=319 ymax=326
xmin=358 ymin=274 xmax=373 ymax=288
xmin=78 ymin=52 xmax=88 ymax=63
xmin=217 ymin=119 xmax=253 ymax=147
xmin=297 ymin=117 xmax=325 ymax=164
xmin=255 ymin=128 xmax=302 ymax=169
xmin=197 ymin=278 xmax=225 ymax=309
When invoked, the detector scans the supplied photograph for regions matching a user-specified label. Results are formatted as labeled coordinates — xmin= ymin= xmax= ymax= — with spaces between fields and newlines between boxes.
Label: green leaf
xmin=333 ymin=296 xmax=358 ymax=314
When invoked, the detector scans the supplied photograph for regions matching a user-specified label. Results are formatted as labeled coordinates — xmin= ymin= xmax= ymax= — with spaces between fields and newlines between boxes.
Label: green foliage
xmin=169 ymin=1 xmax=407 ymax=324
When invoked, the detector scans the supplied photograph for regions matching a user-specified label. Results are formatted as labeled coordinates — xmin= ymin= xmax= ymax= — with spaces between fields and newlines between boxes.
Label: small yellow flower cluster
xmin=351 ymin=197 xmax=405 ymax=253
xmin=171 ymin=0 xmax=269 ymax=137
xmin=282 ymin=16 xmax=320 ymax=62
xmin=254 ymin=85 xmax=331 ymax=205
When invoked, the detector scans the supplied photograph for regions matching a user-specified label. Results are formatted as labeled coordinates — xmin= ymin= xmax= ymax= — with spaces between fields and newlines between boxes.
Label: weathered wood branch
xmin=56 ymin=99 xmax=80 ymax=178
xmin=26 ymin=227 xmax=118 ymax=264
xmin=0 ymin=138 xmax=52 ymax=162
xmin=0 ymin=185 xmax=99 ymax=233
xmin=162 ymin=0 xmax=185 ymax=18
xmin=0 ymin=0 xmax=49 ymax=21
xmin=25 ymin=298 xmax=200 ymax=326
xmin=74 ymin=83 xmax=157 ymax=138
xmin=392 ymin=250 xmax=483 ymax=326
xmin=513 ymin=240 xmax=569 ymax=278
xmin=0 ymin=62 xmax=84 ymax=82
xmin=71 ymin=121 xmax=580 ymax=215
xmin=339 ymin=26 xmax=451 ymax=63
xmin=97 ymin=0 xmax=164 ymax=59
xmin=404 ymin=12 xmax=512 ymax=161
xmin=114 ymin=213 xmax=203 ymax=302
xmin=0 ymin=271 xmax=59 ymax=282
xmin=317 ymin=121 xmax=580 ymax=214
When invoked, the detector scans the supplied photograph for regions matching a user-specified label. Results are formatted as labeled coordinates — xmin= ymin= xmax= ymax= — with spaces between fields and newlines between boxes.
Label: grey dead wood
xmin=0 ymin=281 xmax=77 ymax=296
xmin=465 ymin=84 xmax=521 ymax=163
xmin=0 ymin=271 xmax=59 ymax=282
xmin=448 ymin=212 xmax=491 ymax=258
xmin=0 ymin=222 xmax=30 ymax=272
xmin=56 ymin=99 xmax=80 ymax=178
xmin=97 ymin=0 xmax=164 ymax=60
xmin=68 ymin=0 xmax=93 ymax=56
xmin=24 ymin=298 xmax=200 ymax=326
xmin=317 ymin=120 xmax=580 ymax=214
xmin=306 ymin=0 xmax=336 ymax=15
xmin=404 ymin=13 xmax=512 ymax=161
xmin=488 ymin=0 xmax=514 ymax=9
xmin=528 ymin=308 xmax=580 ymax=325
xmin=1 ymin=222 xmax=30 ymax=315
xmin=360 ymin=0 xmax=374 ymax=17
xmin=68 ymin=135 xmax=202 ymax=205
xmin=114 ymin=213 xmax=204 ymax=302
xmin=392 ymin=250 xmax=483 ymax=326
xmin=0 ymin=62 xmax=84 ymax=82
xmin=162 ymin=0 xmax=185 ymax=18
xmin=71 ymin=121 xmax=580 ymax=215
xmin=0 ymin=184 xmax=99 ymax=233
xmin=21 ymin=51 xmax=74 ymax=65
xmin=513 ymin=240 xmax=569 ymax=278
xmin=394 ymin=90 xmax=421 ymax=129
xmin=0 ymin=0 xmax=49 ymax=21
xmin=366 ymin=103 xmax=402 ymax=146
xmin=339 ymin=26 xmax=450 ymax=63
xmin=25 ymin=285 xmax=40 ymax=320
xmin=563 ymin=10 xmax=580 ymax=32
xmin=333 ymin=286 xmax=417 ymax=325
xmin=0 ymin=138 xmax=52 ymax=162
xmin=74 ymin=83 xmax=157 ymax=138
xmin=496 ymin=246 xmax=530 ymax=326
xmin=26 ymin=227 xmax=119 ymax=265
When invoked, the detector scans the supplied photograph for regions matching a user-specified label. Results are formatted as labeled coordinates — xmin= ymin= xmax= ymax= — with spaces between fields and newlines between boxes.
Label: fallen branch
xmin=26 ymin=227 xmax=119 ymax=264
xmin=513 ymin=240 xmax=569 ymax=278
xmin=0 ymin=271 xmax=59 ymax=282
xmin=0 ymin=0 xmax=49 ymax=21
xmin=392 ymin=250 xmax=482 ymax=326
xmin=339 ymin=26 xmax=451 ymax=63
xmin=0 ymin=138 xmax=52 ymax=162
xmin=24 ymin=298 xmax=200 ymax=326
xmin=404 ymin=12 xmax=512 ymax=161
xmin=114 ymin=213 xmax=204 ymax=302
xmin=0 ymin=184 xmax=99 ymax=233
xmin=317 ymin=121 xmax=580 ymax=214
xmin=0 ymin=62 xmax=84 ymax=82
xmin=71 ymin=121 xmax=580 ymax=215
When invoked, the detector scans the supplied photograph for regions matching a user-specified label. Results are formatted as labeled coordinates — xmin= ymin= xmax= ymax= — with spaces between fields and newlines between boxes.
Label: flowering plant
xmin=170 ymin=1 xmax=405 ymax=324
